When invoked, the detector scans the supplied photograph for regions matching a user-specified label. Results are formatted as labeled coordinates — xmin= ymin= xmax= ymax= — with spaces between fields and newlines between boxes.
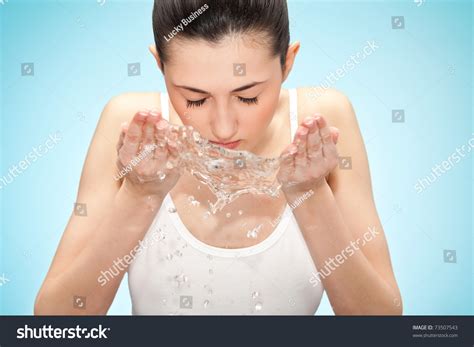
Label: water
xmin=174 ymin=273 xmax=188 ymax=287
xmin=159 ymin=124 xmax=287 ymax=213
xmin=247 ymin=223 xmax=263 ymax=239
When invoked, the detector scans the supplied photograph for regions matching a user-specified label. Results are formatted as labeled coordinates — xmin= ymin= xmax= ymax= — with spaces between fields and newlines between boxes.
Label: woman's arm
xmin=34 ymin=95 xmax=178 ymax=315
xmin=278 ymin=88 xmax=402 ymax=315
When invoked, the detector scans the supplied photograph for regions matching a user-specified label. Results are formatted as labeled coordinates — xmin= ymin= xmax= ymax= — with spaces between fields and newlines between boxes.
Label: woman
xmin=35 ymin=0 xmax=402 ymax=315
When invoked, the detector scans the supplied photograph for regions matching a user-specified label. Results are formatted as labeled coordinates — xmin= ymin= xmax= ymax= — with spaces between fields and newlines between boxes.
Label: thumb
xmin=330 ymin=127 xmax=339 ymax=144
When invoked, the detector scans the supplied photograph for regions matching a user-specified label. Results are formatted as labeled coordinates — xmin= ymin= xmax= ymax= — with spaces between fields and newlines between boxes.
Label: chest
xmin=169 ymin=189 xmax=288 ymax=249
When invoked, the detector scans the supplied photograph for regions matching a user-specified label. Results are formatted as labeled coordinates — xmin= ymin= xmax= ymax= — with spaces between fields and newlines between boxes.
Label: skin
xmin=35 ymin=33 xmax=402 ymax=315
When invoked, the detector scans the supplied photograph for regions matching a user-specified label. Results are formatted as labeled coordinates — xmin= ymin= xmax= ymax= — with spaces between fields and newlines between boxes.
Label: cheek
xmin=240 ymin=102 xmax=275 ymax=135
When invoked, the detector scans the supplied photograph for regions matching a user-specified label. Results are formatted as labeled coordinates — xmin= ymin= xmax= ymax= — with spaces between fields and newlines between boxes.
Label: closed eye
xmin=238 ymin=96 xmax=258 ymax=105
xmin=186 ymin=98 xmax=206 ymax=108
xmin=186 ymin=96 xmax=259 ymax=108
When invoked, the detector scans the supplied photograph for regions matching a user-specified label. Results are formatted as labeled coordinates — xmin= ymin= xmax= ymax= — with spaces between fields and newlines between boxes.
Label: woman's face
xmin=160 ymin=34 xmax=286 ymax=153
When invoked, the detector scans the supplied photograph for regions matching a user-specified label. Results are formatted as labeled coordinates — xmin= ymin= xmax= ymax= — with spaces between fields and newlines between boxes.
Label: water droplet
xmin=203 ymin=299 xmax=210 ymax=308
xmin=238 ymin=210 xmax=243 ymax=215
xmin=174 ymin=250 xmax=183 ymax=257
xmin=202 ymin=211 xmax=211 ymax=219
xmin=158 ymin=172 xmax=166 ymax=181
xmin=235 ymin=158 xmax=245 ymax=168
xmin=174 ymin=273 xmax=187 ymax=286
xmin=168 ymin=206 xmax=177 ymax=213
xmin=207 ymin=254 xmax=213 ymax=261
xmin=209 ymin=268 xmax=214 ymax=275
xmin=197 ymin=185 xmax=201 ymax=190
xmin=226 ymin=212 xmax=231 ymax=218
xmin=162 ymin=298 xmax=167 ymax=304
xmin=254 ymin=302 xmax=263 ymax=311
xmin=166 ymin=253 xmax=173 ymax=261
xmin=252 ymin=291 xmax=260 ymax=299
xmin=247 ymin=223 xmax=263 ymax=239
xmin=182 ymin=243 xmax=188 ymax=248
xmin=166 ymin=161 xmax=174 ymax=170
xmin=247 ymin=230 xmax=258 ymax=239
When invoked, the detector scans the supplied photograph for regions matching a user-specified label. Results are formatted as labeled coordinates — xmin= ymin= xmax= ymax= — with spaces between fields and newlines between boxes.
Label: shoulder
xmin=101 ymin=91 xmax=161 ymax=122
xmin=295 ymin=86 xmax=356 ymax=129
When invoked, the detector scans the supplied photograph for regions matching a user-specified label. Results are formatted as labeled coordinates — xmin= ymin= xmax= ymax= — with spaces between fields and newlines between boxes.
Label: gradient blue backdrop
xmin=0 ymin=0 xmax=472 ymax=315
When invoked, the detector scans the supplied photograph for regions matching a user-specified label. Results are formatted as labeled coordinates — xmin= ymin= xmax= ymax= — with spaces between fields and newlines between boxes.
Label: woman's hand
xmin=116 ymin=109 xmax=181 ymax=198
xmin=277 ymin=114 xmax=339 ymax=195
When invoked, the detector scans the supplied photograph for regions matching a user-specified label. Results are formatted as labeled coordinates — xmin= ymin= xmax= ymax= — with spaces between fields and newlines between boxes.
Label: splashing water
xmin=159 ymin=124 xmax=286 ymax=213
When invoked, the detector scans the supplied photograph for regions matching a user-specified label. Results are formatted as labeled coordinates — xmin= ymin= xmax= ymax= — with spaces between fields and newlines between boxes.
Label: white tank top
xmin=128 ymin=89 xmax=324 ymax=315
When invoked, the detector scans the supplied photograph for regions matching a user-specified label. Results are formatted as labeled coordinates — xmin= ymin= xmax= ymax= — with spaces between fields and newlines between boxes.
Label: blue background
xmin=0 ymin=0 xmax=472 ymax=315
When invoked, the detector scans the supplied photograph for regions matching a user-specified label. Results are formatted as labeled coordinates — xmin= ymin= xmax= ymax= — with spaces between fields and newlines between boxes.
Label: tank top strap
xmin=160 ymin=92 xmax=170 ymax=121
xmin=288 ymin=88 xmax=298 ymax=139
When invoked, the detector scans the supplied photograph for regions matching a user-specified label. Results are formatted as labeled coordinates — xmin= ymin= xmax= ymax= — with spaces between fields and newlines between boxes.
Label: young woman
xmin=35 ymin=0 xmax=402 ymax=315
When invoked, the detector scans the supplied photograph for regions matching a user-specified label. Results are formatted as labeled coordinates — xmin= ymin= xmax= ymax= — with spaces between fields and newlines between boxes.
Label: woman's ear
xmin=282 ymin=41 xmax=301 ymax=82
xmin=148 ymin=44 xmax=164 ymax=74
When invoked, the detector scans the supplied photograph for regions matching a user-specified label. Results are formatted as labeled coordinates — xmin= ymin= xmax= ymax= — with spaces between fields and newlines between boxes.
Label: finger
xmin=329 ymin=126 xmax=339 ymax=144
xmin=140 ymin=110 xmax=160 ymax=162
xmin=316 ymin=116 xmax=338 ymax=159
xmin=280 ymin=143 xmax=296 ymax=169
xmin=123 ymin=110 xmax=148 ymax=156
xmin=154 ymin=119 xmax=171 ymax=170
xmin=116 ymin=122 xmax=128 ymax=154
xmin=294 ymin=126 xmax=309 ymax=167
xmin=307 ymin=114 xmax=323 ymax=156
xmin=119 ymin=110 xmax=149 ymax=165
xmin=302 ymin=115 xmax=318 ymax=134
xmin=155 ymin=118 xmax=169 ymax=148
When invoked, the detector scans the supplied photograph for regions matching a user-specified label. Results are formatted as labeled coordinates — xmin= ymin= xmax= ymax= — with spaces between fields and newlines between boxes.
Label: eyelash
xmin=186 ymin=96 xmax=259 ymax=108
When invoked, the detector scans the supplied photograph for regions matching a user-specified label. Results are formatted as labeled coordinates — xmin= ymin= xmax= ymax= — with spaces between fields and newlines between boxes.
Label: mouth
xmin=209 ymin=140 xmax=241 ymax=149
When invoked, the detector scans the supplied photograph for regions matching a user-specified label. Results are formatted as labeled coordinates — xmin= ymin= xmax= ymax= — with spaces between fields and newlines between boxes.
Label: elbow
xmin=34 ymin=287 xmax=49 ymax=315
xmin=34 ymin=283 xmax=109 ymax=315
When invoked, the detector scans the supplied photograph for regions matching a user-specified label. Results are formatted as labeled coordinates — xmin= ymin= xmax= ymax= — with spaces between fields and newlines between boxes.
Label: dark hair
xmin=152 ymin=0 xmax=290 ymax=69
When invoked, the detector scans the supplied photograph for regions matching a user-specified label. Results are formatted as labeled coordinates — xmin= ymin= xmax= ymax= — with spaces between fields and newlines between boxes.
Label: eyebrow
xmin=175 ymin=81 xmax=266 ymax=94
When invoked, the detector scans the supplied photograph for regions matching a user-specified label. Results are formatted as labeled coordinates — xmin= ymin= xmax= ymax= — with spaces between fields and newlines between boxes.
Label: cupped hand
xmin=277 ymin=114 xmax=339 ymax=194
xmin=116 ymin=109 xmax=181 ymax=198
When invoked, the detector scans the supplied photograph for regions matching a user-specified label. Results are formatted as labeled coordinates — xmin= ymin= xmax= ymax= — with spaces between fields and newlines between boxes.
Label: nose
xmin=210 ymin=100 xmax=238 ymax=142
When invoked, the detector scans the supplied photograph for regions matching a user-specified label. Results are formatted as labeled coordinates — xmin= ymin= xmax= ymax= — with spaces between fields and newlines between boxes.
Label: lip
xmin=209 ymin=140 xmax=241 ymax=149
